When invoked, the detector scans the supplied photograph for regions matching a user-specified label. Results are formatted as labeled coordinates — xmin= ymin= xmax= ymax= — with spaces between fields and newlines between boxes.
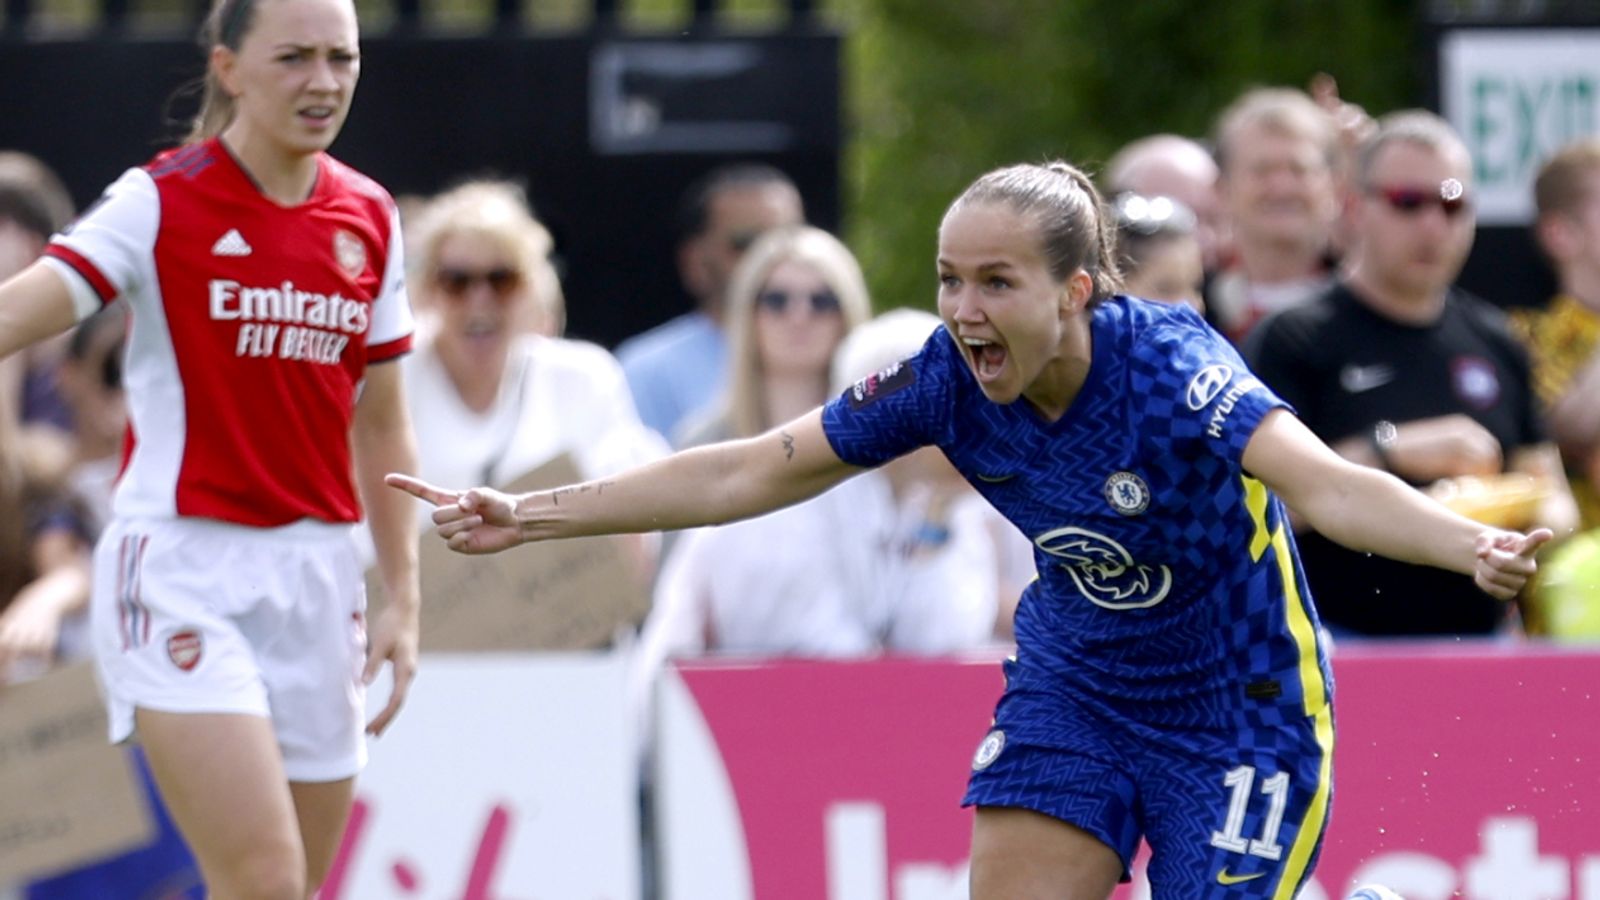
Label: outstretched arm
xmin=1243 ymin=408 xmax=1550 ymax=600
xmin=388 ymin=408 xmax=863 ymax=555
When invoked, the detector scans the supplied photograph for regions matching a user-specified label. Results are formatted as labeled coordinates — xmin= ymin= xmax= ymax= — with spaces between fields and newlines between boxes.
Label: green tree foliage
xmin=841 ymin=0 xmax=1416 ymax=312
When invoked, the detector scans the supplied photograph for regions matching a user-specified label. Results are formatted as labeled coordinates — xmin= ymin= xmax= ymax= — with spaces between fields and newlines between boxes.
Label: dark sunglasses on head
xmin=434 ymin=266 xmax=522 ymax=299
xmin=757 ymin=288 xmax=842 ymax=315
xmin=1368 ymin=178 xmax=1470 ymax=219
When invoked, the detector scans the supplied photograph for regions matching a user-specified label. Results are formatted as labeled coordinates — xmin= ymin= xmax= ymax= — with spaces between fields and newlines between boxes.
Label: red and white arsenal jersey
xmin=42 ymin=139 xmax=414 ymax=527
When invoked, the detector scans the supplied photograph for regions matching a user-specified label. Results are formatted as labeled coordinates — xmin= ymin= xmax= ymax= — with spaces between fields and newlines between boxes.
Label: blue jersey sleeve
xmin=821 ymin=327 xmax=954 ymax=468
xmin=1128 ymin=308 xmax=1290 ymax=466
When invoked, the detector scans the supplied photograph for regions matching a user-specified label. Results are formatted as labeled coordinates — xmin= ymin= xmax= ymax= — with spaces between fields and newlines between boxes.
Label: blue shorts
xmin=962 ymin=663 xmax=1333 ymax=897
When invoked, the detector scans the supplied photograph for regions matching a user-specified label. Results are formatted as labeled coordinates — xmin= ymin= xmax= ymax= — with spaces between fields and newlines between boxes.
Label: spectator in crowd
xmin=615 ymin=163 xmax=804 ymax=443
xmin=1513 ymin=138 xmax=1600 ymax=529
xmin=622 ymin=225 xmax=876 ymax=858
xmin=1103 ymin=134 xmax=1224 ymax=271
xmin=0 ymin=390 xmax=90 ymax=683
xmin=392 ymin=158 xmax=1551 ymax=899
xmin=1111 ymin=192 xmax=1205 ymax=314
xmin=1207 ymin=87 xmax=1342 ymax=342
xmin=0 ymin=305 xmax=125 ymax=678
xmin=0 ymin=151 xmax=77 ymax=434
xmin=54 ymin=304 xmax=129 ymax=535
xmin=673 ymin=224 xmax=870 ymax=448
xmin=1508 ymin=139 xmax=1600 ymax=638
xmin=399 ymin=180 xmax=667 ymax=577
xmin=1246 ymin=110 xmax=1579 ymax=637
xmin=5 ymin=305 xmax=202 ymax=900
xmin=0 ymin=0 xmax=424 ymax=895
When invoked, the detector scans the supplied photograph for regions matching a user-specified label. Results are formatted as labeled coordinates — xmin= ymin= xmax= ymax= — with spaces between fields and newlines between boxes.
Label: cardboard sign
xmin=379 ymin=453 xmax=651 ymax=651
xmin=0 ymin=663 xmax=154 ymax=881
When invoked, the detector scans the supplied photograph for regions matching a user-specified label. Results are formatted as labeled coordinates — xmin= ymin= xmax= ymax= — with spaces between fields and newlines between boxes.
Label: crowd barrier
xmin=657 ymin=646 xmax=1600 ymax=900
xmin=43 ymin=645 xmax=1595 ymax=899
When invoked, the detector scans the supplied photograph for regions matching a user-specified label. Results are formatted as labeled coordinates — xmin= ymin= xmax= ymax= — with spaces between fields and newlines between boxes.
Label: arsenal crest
xmin=334 ymin=229 xmax=367 ymax=278
xmin=167 ymin=629 xmax=203 ymax=672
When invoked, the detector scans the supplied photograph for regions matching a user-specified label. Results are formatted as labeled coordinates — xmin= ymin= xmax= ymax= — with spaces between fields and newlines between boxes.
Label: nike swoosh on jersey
xmin=974 ymin=472 xmax=1016 ymax=483
xmin=1339 ymin=363 xmax=1395 ymax=393
xmin=1216 ymin=868 xmax=1267 ymax=885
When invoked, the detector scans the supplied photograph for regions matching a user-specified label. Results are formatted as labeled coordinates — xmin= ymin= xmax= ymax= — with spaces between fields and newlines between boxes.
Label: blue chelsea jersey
xmin=822 ymin=297 xmax=1331 ymax=731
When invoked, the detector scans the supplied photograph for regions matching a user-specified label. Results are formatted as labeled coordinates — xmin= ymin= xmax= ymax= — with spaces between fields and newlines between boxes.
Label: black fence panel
xmin=0 ymin=25 xmax=841 ymax=349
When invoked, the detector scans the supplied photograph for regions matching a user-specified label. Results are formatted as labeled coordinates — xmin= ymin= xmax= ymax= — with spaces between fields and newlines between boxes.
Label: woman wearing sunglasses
xmin=673 ymin=224 xmax=871 ymax=448
xmin=402 ymin=180 xmax=667 ymax=527
xmin=640 ymin=225 xmax=883 ymax=654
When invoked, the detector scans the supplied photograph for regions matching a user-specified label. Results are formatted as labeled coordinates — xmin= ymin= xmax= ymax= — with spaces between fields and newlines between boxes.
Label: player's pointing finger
xmin=1516 ymin=528 xmax=1554 ymax=559
xmin=385 ymin=473 xmax=459 ymax=506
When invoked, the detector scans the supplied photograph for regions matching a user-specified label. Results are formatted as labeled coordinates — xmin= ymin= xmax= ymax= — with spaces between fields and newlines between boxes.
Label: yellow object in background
xmin=1534 ymin=529 xmax=1600 ymax=640
xmin=1429 ymin=472 xmax=1551 ymax=530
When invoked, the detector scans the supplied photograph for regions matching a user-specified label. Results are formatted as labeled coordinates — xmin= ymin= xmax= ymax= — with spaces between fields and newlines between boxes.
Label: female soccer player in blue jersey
xmin=390 ymin=161 xmax=1549 ymax=899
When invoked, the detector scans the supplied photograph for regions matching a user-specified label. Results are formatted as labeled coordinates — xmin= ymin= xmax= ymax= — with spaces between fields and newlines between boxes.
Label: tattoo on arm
xmin=780 ymin=430 xmax=795 ymax=461
xmin=550 ymin=486 xmax=579 ymax=506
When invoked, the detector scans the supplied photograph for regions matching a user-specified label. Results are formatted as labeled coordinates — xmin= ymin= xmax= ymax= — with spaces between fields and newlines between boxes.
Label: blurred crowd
xmin=10 ymin=78 xmax=1600 ymax=689
xmin=5 ymin=72 xmax=1600 ymax=893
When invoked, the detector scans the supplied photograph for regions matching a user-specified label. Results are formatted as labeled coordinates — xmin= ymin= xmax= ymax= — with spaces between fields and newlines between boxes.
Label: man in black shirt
xmin=1245 ymin=110 xmax=1578 ymax=636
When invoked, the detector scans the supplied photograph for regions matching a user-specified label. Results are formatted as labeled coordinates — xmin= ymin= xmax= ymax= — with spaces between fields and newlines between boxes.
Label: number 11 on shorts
xmin=1210 ymin=764 xmax=1289 ymax=860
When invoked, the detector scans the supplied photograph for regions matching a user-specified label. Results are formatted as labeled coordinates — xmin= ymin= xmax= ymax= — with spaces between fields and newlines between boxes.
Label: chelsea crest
xmin=1103 ymin=471 xmax=1150 ymax=516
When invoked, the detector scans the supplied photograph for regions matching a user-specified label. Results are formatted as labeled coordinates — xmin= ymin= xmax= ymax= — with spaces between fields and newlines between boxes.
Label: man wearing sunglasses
xmin=1245 ymin=109 xmax=1579 ymax=638
xmin=616 ymin=163 xmax=804 ymax=444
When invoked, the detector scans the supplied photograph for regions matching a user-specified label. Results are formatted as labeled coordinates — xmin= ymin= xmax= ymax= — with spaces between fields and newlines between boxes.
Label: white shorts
xmin=91 ymin=516 xmax=369 ymax=782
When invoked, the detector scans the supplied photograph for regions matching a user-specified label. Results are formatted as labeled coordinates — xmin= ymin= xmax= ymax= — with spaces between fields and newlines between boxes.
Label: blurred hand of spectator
xmin=1388 ymin=414 xmax=1505 ymax=482
xmin=0 ymin=516 xmax=90 ymax=682
xmin=1309 ymin=73 xmax=1376 ymax=173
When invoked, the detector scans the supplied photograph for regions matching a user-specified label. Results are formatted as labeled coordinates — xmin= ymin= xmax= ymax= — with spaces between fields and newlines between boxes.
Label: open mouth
xmin=299 ymin=106 xmax=337 ymax=126
xmin=962 ymin=336 xmax=1007 ymax=383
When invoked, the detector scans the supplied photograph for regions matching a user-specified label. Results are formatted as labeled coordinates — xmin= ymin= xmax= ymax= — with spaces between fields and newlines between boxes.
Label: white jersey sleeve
xmin=43 ymin=168 xmax=159 ymax=322
xmin=366 ymin=203 xmax=413 ymax=358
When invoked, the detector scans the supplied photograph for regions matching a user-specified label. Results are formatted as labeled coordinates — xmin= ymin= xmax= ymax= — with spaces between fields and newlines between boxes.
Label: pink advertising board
xmin=656 ymin=647 xmax=1600 ymax=900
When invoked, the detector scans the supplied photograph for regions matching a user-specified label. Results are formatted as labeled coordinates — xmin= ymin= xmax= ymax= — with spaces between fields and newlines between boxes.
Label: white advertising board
xmin=322 ymin=653 xmax=639 ymax=900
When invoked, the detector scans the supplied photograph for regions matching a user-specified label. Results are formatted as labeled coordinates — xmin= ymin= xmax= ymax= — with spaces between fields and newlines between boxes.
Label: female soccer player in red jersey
xmin=0 ymin=0 xmax=421 ymax=895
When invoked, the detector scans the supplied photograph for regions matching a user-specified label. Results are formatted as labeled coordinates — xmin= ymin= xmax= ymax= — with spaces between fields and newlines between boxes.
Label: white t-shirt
xmin=641 ymin=471 xmax=1001 ymax=659
xmin=404 ymin=333 xmax=669 ymax=511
